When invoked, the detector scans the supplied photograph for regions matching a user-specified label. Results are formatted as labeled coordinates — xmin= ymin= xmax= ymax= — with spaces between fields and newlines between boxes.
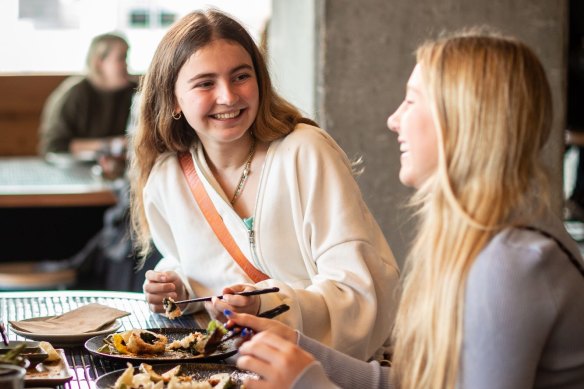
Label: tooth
xmin=214 ymin=110 xmax=240 ymax=119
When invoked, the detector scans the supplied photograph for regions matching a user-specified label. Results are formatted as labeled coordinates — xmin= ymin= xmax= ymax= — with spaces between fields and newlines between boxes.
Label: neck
xmin=203 ymin=134 xmax=255 ymax=174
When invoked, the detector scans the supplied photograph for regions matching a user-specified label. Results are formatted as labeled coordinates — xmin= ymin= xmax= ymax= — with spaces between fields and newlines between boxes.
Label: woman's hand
xmin=223 ymin=310 xmax=298 ymax=343
xmin=143 ymin=270 xmax=187 ymax=313
xmin=237 ymin=331 xmax=315 ymax=389
xmin=207 ymin=284 xmax=261 ymax=321
xmin=225 ymin=310 xmax=309 ymax=389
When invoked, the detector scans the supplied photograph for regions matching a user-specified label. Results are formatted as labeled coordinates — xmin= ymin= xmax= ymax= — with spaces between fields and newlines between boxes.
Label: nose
xmin=387 ymin=103 xmax=402 ymax=133
xmin=216 ymin=81 xmax=239 ymax=106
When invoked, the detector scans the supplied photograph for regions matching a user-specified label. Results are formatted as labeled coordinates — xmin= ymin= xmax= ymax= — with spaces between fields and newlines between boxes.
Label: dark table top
xmin=0 ymin=290 xmax=210 ymax=389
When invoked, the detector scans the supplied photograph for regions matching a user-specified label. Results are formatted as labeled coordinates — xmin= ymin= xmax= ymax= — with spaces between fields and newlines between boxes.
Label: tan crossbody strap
xmin=178 ymin=152 xmax=269 ymax=283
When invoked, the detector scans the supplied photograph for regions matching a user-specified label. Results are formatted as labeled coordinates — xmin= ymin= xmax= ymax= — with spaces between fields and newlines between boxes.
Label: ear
xmin=173 ymin=100 xmax=181 ymax=115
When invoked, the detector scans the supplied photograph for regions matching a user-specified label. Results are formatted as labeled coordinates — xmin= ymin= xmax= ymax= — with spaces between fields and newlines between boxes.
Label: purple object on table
xmin=0 ymin=323 xmax=8 ymax=346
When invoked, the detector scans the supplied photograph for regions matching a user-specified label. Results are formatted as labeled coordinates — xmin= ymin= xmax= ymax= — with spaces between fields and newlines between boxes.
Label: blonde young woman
xmin=39 ymin=33 xmax=136 ymax=156
xmin=130 ymin=9 xmax=399 ymax=361
xmin=225 ymin=30 xmax=584 ymax=388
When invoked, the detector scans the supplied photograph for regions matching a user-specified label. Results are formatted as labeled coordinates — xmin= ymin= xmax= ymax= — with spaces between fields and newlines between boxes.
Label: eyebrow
xmin=406 ymin=85 xmax=421 ymax=94
xmin=187 ymin=64 xmax=254 ymax=84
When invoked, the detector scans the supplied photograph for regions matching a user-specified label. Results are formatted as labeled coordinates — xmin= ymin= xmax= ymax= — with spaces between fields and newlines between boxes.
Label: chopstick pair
xmin=173 ymin=286 xmax=280 ymax=305
xmin=204 ymin=303 xmax=290 ymax=354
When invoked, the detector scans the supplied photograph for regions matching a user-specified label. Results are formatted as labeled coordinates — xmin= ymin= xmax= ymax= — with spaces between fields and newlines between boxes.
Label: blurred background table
xmin=0 ymin=156 xmax=117 ymax=264
xmin=0 ymin=156 xmax=116 ymax=208
xmin=1 ymin=290 xmax=208 ymax=389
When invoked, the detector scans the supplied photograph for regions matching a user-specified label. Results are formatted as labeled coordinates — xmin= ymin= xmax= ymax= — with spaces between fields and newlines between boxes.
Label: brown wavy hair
xmin=130 ymin=9 xmax=316 ymax=258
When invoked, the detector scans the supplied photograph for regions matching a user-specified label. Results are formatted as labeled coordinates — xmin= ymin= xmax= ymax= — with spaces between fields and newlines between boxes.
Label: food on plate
xmin=0 ymin=343 xmax=27 ymax=366
xmin=99 ymin=321 xmax=229 ymax=358
xmin=162 ymin=297 xmax=183 ymax=320
xmin=127 ymin=330 xmax=168 ymax=355
xmin=123 ymin=329 xmax=168 ymax=355
xmin=113 ymin=362 xmax=235 ymax=389
xmin=39 ymin=341 xmax=61 ymax=362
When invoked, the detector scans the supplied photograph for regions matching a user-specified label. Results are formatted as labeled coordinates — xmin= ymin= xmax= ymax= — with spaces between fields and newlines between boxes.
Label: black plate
xmin=94 ymin=363 xmax=256 ymax=389
xmin=85 ymin=328 xmax=238 ymax=364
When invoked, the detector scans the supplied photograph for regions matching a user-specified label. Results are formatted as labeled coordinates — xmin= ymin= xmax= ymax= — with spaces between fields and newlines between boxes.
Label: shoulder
xmin=144 ymin=152 xmax=180 ymax=195
xmin=468 ymin=218 xmax=582 ymax=298
xmin=65 ymin=77 xmax=92 ymax=95
xmin=277 ymin=123 xmax=349 ymax=162
xmin=120 ymin=80 xmax=138 ymax=95
xmin=473 ymin=227 xmax=564 ymax=279
xmin=150 ymin=152 xmax=178 ymax=176
xmin=48 ymin=76 xmax=86 ymax=104
xmin=284 ymin=123 xmax=338 ymax=147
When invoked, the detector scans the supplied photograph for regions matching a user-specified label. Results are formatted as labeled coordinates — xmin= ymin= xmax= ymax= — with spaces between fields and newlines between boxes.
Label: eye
xmin=194 ymin=80 xmax=214 ymax=89
xmin=233 ymin=73 xmax=252 ymax=83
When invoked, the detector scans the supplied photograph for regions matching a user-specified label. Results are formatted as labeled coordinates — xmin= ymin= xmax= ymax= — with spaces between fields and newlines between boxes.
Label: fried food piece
xmin=125 ymin=329 xmax=168 ymax=355
xmin=39 ymin=341 xmax=61 ymax=362
xmin=114 ymin=363 xmax=136 ymax=388
xmin=167 ymin=332 xmax=205 ymax=351
xmin=162 ymin=297 xmax=183 ymax=320
xmin=140 ymin=363 xmax=181 ymax=383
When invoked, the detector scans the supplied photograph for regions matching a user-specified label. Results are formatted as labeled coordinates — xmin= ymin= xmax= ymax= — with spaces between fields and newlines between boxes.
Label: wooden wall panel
xmin=0 ymin=75 xmax=69 ymax=156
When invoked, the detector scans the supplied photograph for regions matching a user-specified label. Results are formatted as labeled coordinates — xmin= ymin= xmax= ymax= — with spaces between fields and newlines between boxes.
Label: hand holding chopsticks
xmin=203 ymin=303 xmax=290 ymax=354
xmin=172 ymin=286 xmax=280 ymax=305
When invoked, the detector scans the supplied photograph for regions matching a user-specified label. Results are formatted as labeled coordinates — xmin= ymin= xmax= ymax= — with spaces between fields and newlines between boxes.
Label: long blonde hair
xmin=391 ymin=29 xmax=553 ymax=388
xmin=130 ymin=9 xmax=315 ymax=258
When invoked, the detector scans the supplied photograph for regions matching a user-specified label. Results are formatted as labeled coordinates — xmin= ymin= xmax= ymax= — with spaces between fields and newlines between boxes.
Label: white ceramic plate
xmin=10 ymin=317 xmax=121 ymax=346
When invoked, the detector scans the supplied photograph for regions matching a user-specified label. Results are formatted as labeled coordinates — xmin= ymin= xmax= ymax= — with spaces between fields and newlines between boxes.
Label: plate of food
xmin=24 ymin=347 xmax=73 ymax=386
xmin=1 ymin=340 xmax=74 ymax=386
xmin=85 ymin=322 xmax=239 ymax=364
xmin=0 ymin=340 xmax=48 ymax=368
xmin=10 ymin=317 xmax=121 ymax=346
xmin=95 ymin=362 xmax=257 ymax=389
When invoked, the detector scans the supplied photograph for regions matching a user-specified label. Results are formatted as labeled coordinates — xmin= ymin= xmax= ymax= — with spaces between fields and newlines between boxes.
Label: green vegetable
xmin=0 ymin=344 xmax=26 ymax=365
xmin=206 ymin=320 xmax=227 ymax=336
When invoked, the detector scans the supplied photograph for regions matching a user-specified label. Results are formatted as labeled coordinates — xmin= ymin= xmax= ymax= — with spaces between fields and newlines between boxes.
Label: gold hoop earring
xmin=172 ymin=111 xmax=182 ymax=120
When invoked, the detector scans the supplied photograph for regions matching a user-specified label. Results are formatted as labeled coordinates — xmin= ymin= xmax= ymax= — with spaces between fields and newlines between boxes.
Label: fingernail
xmin=224 ymin=309 xmax=233 ymax=317
xmin=241 ymin=328 xmax=248 ymax=337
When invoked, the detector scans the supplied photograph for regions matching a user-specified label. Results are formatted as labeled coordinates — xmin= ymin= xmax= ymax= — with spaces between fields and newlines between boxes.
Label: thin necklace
xmin=230 ymin=137 xmax=256 ymax=205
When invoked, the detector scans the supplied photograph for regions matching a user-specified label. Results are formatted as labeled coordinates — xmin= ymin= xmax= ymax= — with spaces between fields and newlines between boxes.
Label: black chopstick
xmin=257 ymin=303 xmax=290 ymax=319
xmin=173 ymin=287 xmax=280 ymax=305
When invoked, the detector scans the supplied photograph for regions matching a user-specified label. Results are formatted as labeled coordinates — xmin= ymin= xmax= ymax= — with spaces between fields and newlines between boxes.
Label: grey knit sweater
xmin=292 ymin=211 xmax=584 ymax=389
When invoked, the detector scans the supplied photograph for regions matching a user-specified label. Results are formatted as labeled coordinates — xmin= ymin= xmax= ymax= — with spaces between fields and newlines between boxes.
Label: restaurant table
xmin=0 ymin=156 xmax=119 ymax=262
xmin=0 ymin=156 xmax=117 ymax=207
xmin=0 ymin=290 xmax=212 ymax=389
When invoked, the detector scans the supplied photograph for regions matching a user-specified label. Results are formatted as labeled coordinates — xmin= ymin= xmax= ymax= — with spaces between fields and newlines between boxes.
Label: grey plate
xmin=85 ymin=328 xmax=238 ymax=364
xmin=94 ymin=363 xmax=256 ymax=389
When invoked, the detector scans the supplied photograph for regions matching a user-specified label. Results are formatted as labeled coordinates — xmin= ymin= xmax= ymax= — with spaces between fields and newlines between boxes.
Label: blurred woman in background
xmin=39 ymin=32 xmax=136 ymax=159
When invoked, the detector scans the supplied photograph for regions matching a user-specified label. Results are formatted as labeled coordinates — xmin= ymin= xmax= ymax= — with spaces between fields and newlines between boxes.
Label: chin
xmin=399 ymin=172 xmax=417 ymax=189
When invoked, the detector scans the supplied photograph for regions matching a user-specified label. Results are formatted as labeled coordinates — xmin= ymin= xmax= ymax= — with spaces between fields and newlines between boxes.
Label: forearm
xmin=297 ymin=333 xmax=393 ymax=389
xmin=69 ymin=136 xmax=126 ymax=156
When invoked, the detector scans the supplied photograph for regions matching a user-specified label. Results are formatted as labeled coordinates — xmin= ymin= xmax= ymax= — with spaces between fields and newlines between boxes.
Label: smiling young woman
xmin=129 ymin=9 xmax=400 ymax=362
